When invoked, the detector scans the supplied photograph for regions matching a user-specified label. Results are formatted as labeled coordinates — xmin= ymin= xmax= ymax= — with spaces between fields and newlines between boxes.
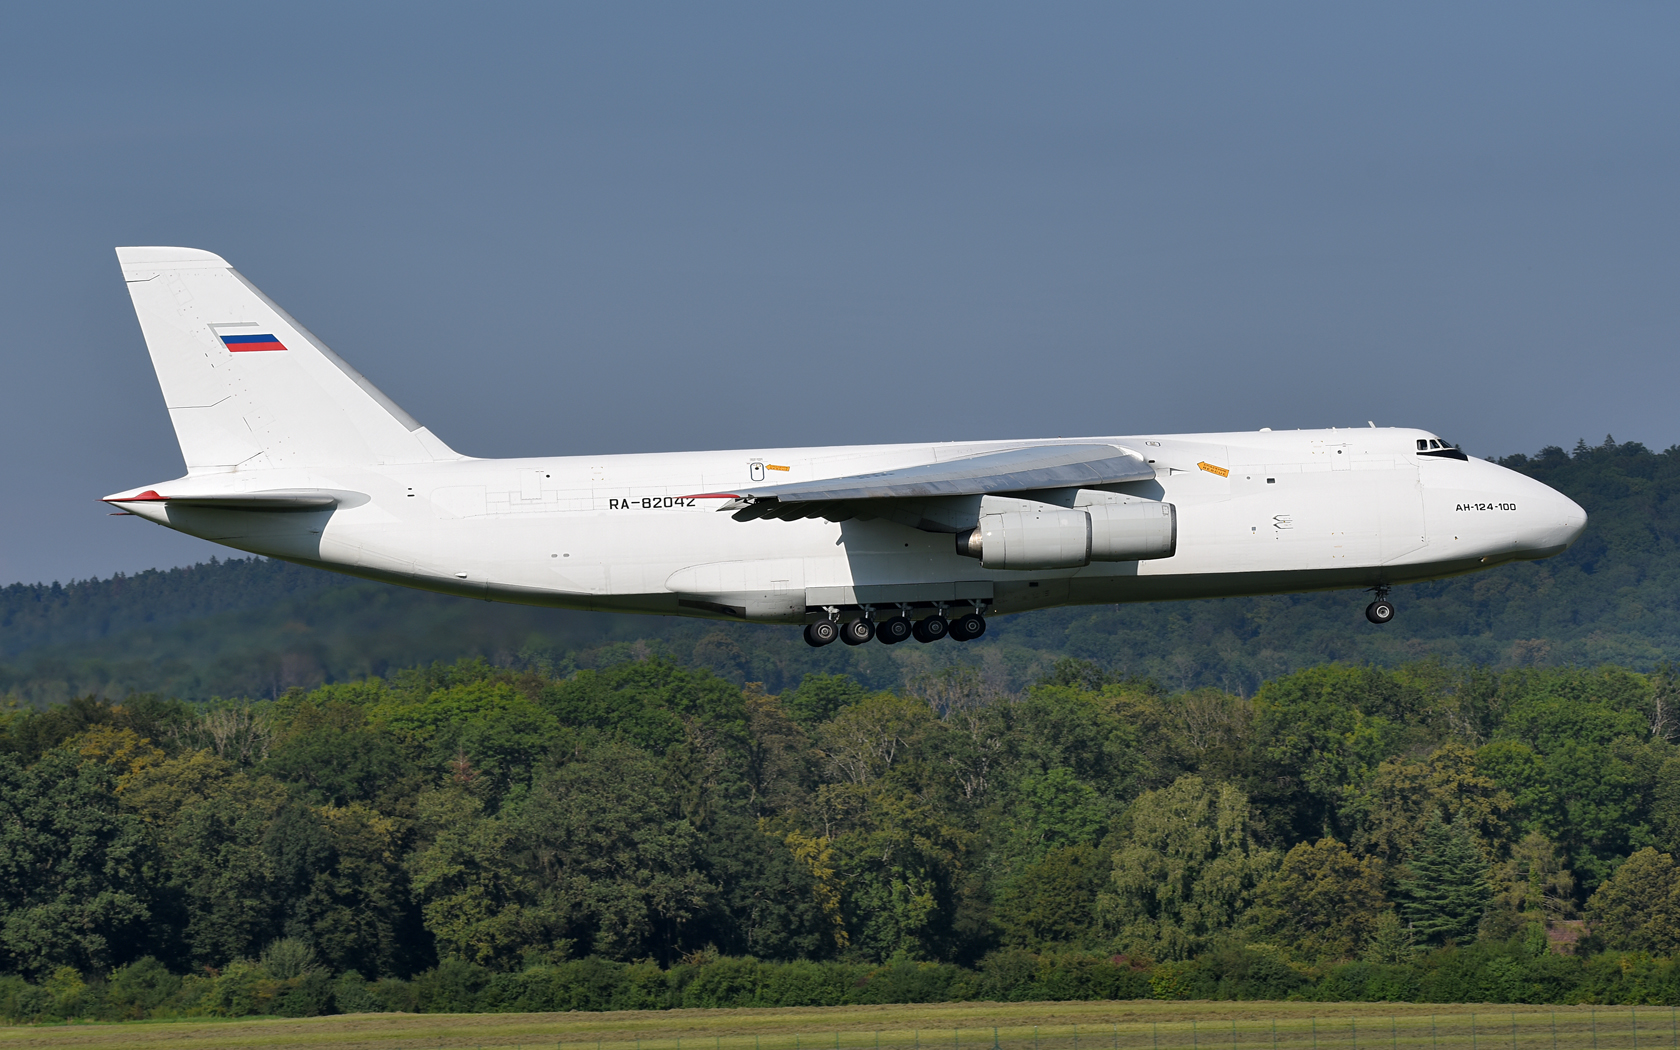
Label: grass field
xmin=0 ymin=1000 xmax=1676 ymax=1050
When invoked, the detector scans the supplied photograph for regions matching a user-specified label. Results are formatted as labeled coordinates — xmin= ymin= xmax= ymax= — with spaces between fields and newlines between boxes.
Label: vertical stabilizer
xmin=115 ymin=247 xmax=459 ymax=473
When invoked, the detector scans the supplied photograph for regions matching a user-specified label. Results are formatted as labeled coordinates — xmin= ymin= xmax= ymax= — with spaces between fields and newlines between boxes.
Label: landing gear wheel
xmin=876 ymin=616 xmax=913 ymax=645
xmin=948 ymin=613 xmax=987 ymax=641
xmin=912 ymin=615 xmax=949 ymax=643
xmin=804 ymin=620 xmax=839 ymax=647
xmin=1365 ymin=600 xmax=1395 ymax=625
xmin=840 ymin=619 xmax=875 ymax=646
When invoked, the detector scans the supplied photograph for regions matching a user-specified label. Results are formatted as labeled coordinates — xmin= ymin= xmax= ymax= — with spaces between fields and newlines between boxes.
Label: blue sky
xmin=2 ymin=3 xmax=1676 ymax=584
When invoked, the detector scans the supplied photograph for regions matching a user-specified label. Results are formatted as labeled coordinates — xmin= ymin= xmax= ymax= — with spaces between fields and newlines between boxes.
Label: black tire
xmin=1365 ymin=600 xmax=1395 ymax=625
xmin=876 ymin=616 xmax=913 ymax=644
xmin=912 ymin=615 xmax=949 ymax=643
xmin=950 ymin=613 xmax=986 ymax=641
xmin=804 ymin=620 xmax=839 ymax=647
xmin=841 ymin=618 xmax=875 ymax=646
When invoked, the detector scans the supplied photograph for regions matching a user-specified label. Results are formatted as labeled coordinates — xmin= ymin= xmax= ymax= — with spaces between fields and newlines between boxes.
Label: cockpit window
xmin=1416 ymin=437 xmax=1468 ymax=460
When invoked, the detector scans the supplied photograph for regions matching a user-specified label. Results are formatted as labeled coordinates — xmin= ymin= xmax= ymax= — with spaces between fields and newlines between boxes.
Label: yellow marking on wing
xmin=1197 ymin=461 xmax=1230 ymax=477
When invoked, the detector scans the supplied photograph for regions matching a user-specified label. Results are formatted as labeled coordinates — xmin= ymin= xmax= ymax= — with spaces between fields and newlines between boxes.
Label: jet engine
xmin=955 ymin=500 xmax=1176 ymax=570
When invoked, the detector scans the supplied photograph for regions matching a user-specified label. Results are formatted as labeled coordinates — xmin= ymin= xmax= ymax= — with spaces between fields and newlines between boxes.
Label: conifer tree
xmin=1398 ymin=815 xmax=1491 ymax=944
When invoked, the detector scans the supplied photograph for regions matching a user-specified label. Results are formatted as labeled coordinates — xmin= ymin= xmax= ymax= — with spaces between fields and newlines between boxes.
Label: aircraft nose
xmin=1557 ymin=492 xmax=1588 ymax=548
xmin=1523 ymin=483 xmax=1587 ymax=556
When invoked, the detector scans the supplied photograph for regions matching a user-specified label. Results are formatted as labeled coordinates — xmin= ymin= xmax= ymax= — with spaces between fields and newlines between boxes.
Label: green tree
xmin=1348 ymin=744 xmax=1512 ymax=865
xmin=407 ymin=785 xmax=555 ymax=970
xmin=261 ymin=699 xmax=417 ymax=810
xmin=164 ymin=770 xmax=290 ymax=968
xmin=815 ymin=693 xmax=937 ymax=787
xmin=1397 ymin=815 xmax=1491 ymax=945
xmin=0 ymin=751 xmax=154 ymax=976
xmin=1251 ymin=838 xmax=1388 ymax=962
xmin=993 ymin=767 xmax=1109 ymax=871
xmin=1484 ymin=831 xmax=1576 ymax=939
xmin=1585 ymin=848 xmax=1680 ymax=954
xmin=539 ymin=659 xmax=750 ymax=758
xmin=828 ymin=782 xmax=974 ymax=960
xmin=995 ymin=843 xmax=1107 ymax=950
xmin=1650 ymin=754 xmax=1680 ymax=855
xmin=1361 ymin=909 xmax=1418 ymax=964
xmin=265 ymin=802 xmax=418 ymax=977
xmin=782 ymin=673 xmax=872 ymax=727
xmin=513 ymin=745 xmax=712 ymax=961
xmin=690 ymin=807 xmax=830 ymax=960
xmin=370 ymin=679 xmax=559 ymax=808
xmin=1475 ymin=668 xmax=1666 ymax=890
xmin=1248 ymin=666 xmax=1423 ymax=843
xmin=1007 ymin=683 xmax=1151 ymax=800
xmin=1099 ymin=775 xmax=1279 ymax=960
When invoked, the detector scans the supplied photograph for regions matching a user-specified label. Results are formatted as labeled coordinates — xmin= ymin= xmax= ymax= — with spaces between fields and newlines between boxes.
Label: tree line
xmin=0 ymin=654 xmax=1678 ymax=1019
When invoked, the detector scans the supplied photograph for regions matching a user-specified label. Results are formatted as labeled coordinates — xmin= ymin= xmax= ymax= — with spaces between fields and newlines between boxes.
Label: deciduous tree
xmin=1251 ymin=838 xmax=1388 ymax=962
xmin=1585 ymin=848 xmax=1680 ymax=955
xmin=0 ymin=751 xmax=154 ymax=976
xmin=1100 ymin=775 xmax=1279 ymax=960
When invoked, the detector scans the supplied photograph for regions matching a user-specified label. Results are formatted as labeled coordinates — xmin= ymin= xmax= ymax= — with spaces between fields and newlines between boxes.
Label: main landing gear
xmin=949 ymin=612 xmax=987 ymax=641
xmin=1365 ymin=586 xmax=1395 ymax=625
xmin=803 ymin=620 xmax=840 ymax=646
xmin=802 ymin=607 xmax=988 ymax=647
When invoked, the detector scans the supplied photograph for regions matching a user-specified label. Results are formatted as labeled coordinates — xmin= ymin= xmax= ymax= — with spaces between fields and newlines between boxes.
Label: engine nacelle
xmin=958 ymin=506 xmax=1090 ymax=569
xmin=1088 ymin=500 xmax=1176 ymax=561
xmin=954 ymin=499 xmax=1176 ymax=569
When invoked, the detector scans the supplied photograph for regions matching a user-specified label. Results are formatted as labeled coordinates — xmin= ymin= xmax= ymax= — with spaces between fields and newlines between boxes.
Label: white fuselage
xmin=118 ymin=427 xmax=1587 ymax=624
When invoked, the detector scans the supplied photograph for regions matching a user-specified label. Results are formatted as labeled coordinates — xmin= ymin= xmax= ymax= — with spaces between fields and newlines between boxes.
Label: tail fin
xmin=115 ymin=246 xmax=459 ymax=473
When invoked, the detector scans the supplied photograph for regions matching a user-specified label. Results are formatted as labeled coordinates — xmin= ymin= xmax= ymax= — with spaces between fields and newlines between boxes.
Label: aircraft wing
xmin=713 ymin=443 xmax=1153 ymax=521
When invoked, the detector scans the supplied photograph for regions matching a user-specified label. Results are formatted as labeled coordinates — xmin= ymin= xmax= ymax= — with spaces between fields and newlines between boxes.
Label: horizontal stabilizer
xmin=103 ymin=488 xmax=351 ymax=510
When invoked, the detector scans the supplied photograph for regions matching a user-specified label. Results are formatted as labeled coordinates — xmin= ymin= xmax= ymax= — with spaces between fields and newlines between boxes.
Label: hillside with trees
xmin=0 ymin=655 xmax=1677 ymax=1019
xmin=3 ymin=436 xmax=1677 ymax=705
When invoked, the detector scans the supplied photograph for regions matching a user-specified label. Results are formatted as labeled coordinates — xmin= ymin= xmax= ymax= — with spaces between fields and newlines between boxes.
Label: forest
xmin=0 ymin=653 xmax=1678 ymax=1021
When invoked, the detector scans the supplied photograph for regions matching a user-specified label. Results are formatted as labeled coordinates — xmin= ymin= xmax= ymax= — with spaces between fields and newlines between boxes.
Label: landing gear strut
xmin=1365 ymin=586 xmax=1395 ymax=625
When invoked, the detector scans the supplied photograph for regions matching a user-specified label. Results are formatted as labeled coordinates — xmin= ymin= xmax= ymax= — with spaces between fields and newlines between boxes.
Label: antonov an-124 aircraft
xmin=105 ymin=247 xmax=1588 ymax=647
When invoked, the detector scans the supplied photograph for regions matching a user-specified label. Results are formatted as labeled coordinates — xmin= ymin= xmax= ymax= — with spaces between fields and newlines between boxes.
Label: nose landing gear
xmin=1365 ymin=586 xmax=1395 ymax=625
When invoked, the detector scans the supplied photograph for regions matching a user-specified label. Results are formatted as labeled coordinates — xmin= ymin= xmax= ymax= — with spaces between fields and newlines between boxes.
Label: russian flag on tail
xmin=211 ymin=323 xmax=287 ymax=352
